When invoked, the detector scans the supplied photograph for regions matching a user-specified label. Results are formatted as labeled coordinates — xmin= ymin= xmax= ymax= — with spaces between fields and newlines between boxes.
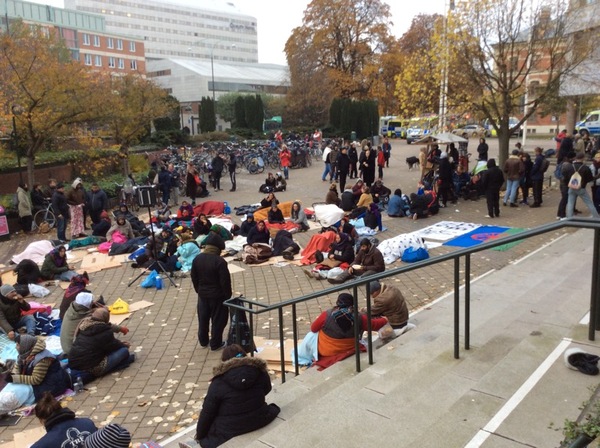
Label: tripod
xmin=128 ymin=188 xmax=178 ymax=288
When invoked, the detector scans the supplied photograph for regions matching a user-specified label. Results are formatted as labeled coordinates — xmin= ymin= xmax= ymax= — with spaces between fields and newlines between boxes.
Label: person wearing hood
xmin=289 ymin=201 xmax=309 ymax=231
xmin=68 ymin=308 xmax=134 ymax=380
xmin=480 ymin=158 xmax=505 ymax=218
xmin=0 ymin=284 xmax=35 ymax=339
xmin=310 ymin=293 xmax=387 ymax=359
xmin=371 ymin=179 xmax=391 ymax=204
xmin=17 ymin=182 xmax=33 ymax=233
xmin=91 ymin=211 xmax=111 ymax=237
xmin=325 ymin=183 xmax=341 ymax=207
xmin=177 ymin=200 xmax=195 ymax=221
xmin=116 ymin=203 xmax=145 ymax=234
xmin=246 ymin=220 xmax=270 ymax=245
xmin=303 ymin=232 xmax=355 ymax=281
xmin=238 ymin=213 xmax=255 ymax=237
xmin=66 ymin=177 xmax=87 ymax=237
xmin=59 ymin=273 xmax=91 ymax=320
xmin=191 ymin=232 xmax=232 ymax=351
xmin=195 ymin=344 xmax=280 ymax=448
xmin=52 ymin=183 xmax=70 ymax=243
xmin=60 ymin=292 xmax=128 ymax=357
xmin=175 ymin=233 xmax=201 ymax=273
xmin=0 ymin=335 xmax=70 ymax=414
xmin=106 ymin=214 xmax=134 ymax=242
xmin=41 ymin=245 xmax=77 ymax=282
xmin=31 ymin=391 xmax=97 ymax=448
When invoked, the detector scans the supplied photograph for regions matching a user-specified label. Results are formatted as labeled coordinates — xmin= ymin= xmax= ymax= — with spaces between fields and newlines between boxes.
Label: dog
xmin=406 ymin=156 xmax=420 ymax=171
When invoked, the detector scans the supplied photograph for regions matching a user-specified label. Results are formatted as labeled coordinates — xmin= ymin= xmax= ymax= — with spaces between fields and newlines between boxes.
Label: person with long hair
xmin=195 ymin=344 xmax=280 ymax=447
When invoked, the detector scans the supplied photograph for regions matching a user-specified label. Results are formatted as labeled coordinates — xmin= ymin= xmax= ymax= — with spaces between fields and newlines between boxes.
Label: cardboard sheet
xmin=79 ymin=252 xmax=125 ymax=273
xmin=0 ymin=271 xmax=16 ymax=285
xmin=227 ymin=263 xmax=245 ymax=274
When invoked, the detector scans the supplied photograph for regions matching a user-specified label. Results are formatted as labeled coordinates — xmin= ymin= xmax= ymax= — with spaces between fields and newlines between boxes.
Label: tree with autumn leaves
xmin=0 ymin=20 xmax=173 ymax=184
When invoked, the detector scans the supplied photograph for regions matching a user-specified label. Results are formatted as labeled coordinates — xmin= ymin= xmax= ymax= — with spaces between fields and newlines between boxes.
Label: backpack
xmin=554 ymin=162 xmax=564 ymax=180
xmin=541 ymin=157 xmax=550 ymax=173
xmin=568 ymin=165 xmax=583 ymax=190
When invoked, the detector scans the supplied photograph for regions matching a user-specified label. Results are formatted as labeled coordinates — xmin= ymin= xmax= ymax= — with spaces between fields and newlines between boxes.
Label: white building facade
xmin=64 ymin=0 xmax=258 ymax=63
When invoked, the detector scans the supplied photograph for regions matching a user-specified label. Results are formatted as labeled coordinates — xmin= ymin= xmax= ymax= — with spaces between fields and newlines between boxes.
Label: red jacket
xmin=280 ymin=149 xmax=291 ymax=167
xmin=377 ymin=150 xmax=386 ymax=167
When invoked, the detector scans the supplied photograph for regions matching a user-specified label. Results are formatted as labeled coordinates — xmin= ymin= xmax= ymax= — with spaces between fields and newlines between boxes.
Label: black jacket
xmin=337 ymin=152 xmax=350 ymax=174
xmin=267 ymin=208 xmax=284 ymax=224
xmin=246 ymin=226 xmax=270 ymax=245
xmin=341 ymin=191 xmax=356 ymax=211
xmin=481 ymin=166 xmax=505 ymax=191
xmin=196 ymin=357 xmax=280 ymax=448
xmin=31 ymin=408 xmax=97 ymax=448
xmin=191 ymin=252 xmax=232 ymax=301
xmin=51 ymin=190 xmax=69 ymax=218
xmin=239 ymin=219 xmax=255 ymax=237
xmin=68 ymin=318 xmax=126 ymax=372
xmin=86 ymin=189 xmax=108 ymax=212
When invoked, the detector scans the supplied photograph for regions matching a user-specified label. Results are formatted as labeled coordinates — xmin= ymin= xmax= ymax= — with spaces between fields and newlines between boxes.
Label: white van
xmin=576 ymin=110 xmax=600 ymax=136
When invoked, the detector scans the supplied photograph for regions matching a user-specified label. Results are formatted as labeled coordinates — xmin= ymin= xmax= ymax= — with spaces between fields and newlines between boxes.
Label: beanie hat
xmin=369 ymin=280 xmax=381 ymax=293
xmin=16 ymin=334 xmax=37 ymax=356
xmin=75 ymin=292 xmax=94 ymax=309
xmin=72 ymin=178 xmax=83 ymax=189
xmin=336 ymin=293 xmax=354 ymax=308
xmin=84 ymin=423 xmax=131 ymax=448
xmin=0 ymin=284 xmax=15 ymax=297
xmin=204 ymin=232 xmax=225 ymax=251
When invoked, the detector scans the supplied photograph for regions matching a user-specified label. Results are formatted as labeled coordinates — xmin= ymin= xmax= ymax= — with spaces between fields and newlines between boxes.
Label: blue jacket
xmin=530 ymin=154 xmax=545 ymax=181
xmin=387 ymin=194 xmax=410 ymax=217
xmin=31 ymin=408 xmax=97 ymax=448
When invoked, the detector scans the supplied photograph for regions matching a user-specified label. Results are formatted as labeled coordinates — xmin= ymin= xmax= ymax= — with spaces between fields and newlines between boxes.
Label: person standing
xmin=52 ymin=183 xmax=70 ymax=243
xmin=66 ymin=178 xmax=87 ymax=237
xmin=529 ymin=147 xmax=545 ymax=208
xmin=477 ymin=138 xmax=489 ymax=161
xmin=168 ymin=163 xmax=180 ymax=206
xmin=437 ymin=152 xmax=453 ymax=207
xmin=337 ymin=146 xmax=350 ymax=191
xmin=228 ymin=152 xmax=237 ymax=192
xmin=481 ymin=158 xmax=505 ymax=218
xmin=503 ymin=149 xmax=524 ymax=207
xmin=16 ymin=182 xmax=33 ymax=233
xmin=566 ymin=152 xmax=600 ymax=219
xmin=376 ymin=145 xmax=386 ymax=180
xmin=557 ymin=151 xmax=576 ymax=219
xmin=191 ymin=232 xmax=232 ymax=351
xmin=158 ymin=166 xmax=172 ymax=206
xmin=321 ymin=142 xmax=332 ymax=182
xmin=519 ymin=151 xmax=533 ymax=205
xmin=211 ymin=153 xmax=225 ymax=192
xmin=329 ymin=144 xmax=339 ymax=182
xmin=360 ymin=146 xmax=376 ymax=187
xmin=382 ymin=137 xmax=392 ymax=167
xmin=348 ymin=142 xmax=358 ymax=179
xmin=86 ymin=183 xmax=108 ymax=226
xmin=279 ymin=144 xmax=291 ymax=180
xmin=186 ymin=161 xmax=198 ymax=206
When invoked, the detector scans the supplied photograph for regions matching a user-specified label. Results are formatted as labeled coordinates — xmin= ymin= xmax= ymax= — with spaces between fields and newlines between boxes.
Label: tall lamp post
xmin=11 ymin=105 xmax=23 ymax=183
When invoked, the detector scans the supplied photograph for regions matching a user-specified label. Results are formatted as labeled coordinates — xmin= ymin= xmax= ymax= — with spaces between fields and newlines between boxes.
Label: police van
xmin=576 ymin=110 xmax=600 ymax=137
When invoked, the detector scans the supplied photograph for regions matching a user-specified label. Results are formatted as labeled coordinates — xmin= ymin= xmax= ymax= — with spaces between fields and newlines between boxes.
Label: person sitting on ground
xmin=340 ymin=186 xmax=356 ymax=212
xmin=177 ymin=200 xmax=195 ymax=221
xmin=356 ymin=185 xmax=374 ymax=208
xmin=337 ymin=216 xmax=359 ymax=242
xmin=60 ymin=292 xmax=127 ymax=357
xmin=68 ymin=308 xmax=135 ymax=380
xmin=303 ymin=232 xmax=355 ymax=280
xmin=246 ymin=220 xmax=270 ymax=246
xmin=366 ymin=280 xmax=409 ymax=331
xmin=371 ymin=179 xmax=391 ymax=204
xmin=273 ymin=172 xmax=287 ymax=192
xmin=193 ymin=213 xmax=212 ymax=238
xmin=0 ymin=284 xmax=35 ymax=340
xmin=115 ymin=204 xmax=145 ymax=235
xmin=207 ymin=224 xmax=233 ymax=243
xmin=91 ymin=211 xmax=111 ymax=238
xmin=106 ymin=214 xmax=134 ymax=242
xmin=175 ymin=232 xmax=201 ymax=273
xmin=0 ymin=335 xmax=70 ymax=414
xmin=351 ymin=179 xmax=364 ymax=204
xmin=259 ymin=192 xmax=277 ymax=209
xmin=387 ymin=189 xmax=411 ymax=217
xmin=259 ymin=173 xmax=277 ymax=193
xmin=238 ymin=213 xmax=255 ymax=237
xmin=325 ymin=183 xmax=342 ymax=207
xmin=453 ymin=165 xmax=471 ymax=199
xmin=83 ymin=423 xmax=131 ymax=448
xmin=310 ymin=293 xmax=387 ymax=359
xmin=195 ymin=344 xmax=280 ymax=448
xmin=40 ymin=245 xmax=78 ymax=282
xmin=409 ymin=187 xmax=438 ymax=221
xmin=59 ymin=274 xmax=90 ymax=320
xmin=31 ymin=391 xmax=97 ymax=448
xmin=349 ymin=238 xmax=384 ymax=278
xmin=289 ymin=201 xmax=309 ymax=231
xmin=267 ymin=203 xmax=285 ymax=224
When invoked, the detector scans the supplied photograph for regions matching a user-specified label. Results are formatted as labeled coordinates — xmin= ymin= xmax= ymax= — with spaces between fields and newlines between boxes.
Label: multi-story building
xmin=0 ymin=0 xmax=146 ymax=74
xmin=64 ymin=0 xmax=258 ymax=63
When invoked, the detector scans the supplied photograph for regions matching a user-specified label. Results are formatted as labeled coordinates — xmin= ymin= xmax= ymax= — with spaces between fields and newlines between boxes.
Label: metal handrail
xmin=225 ymin=217 xmax=600 ymax=382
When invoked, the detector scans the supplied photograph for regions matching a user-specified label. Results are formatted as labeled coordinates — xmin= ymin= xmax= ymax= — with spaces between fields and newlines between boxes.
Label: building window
xmin=117 ymin=39 xmax=123 ymax=50
xmin=130 ymin=59 xmax=138 ymax=70
xmin=82 ymin=33 xmax=90 ymax=45
xmin=93 ymin=35 xmax=100 ymax=47
xmin=95 ymin=55 xmax=102 ymax=66
xmin=107 ymin=37 xmax=114 ymax=49
xmin=129 ymin=41 xmax=136 ymax=52
xmin=84 ymin=54 xmax=92 ymax=65
xmin=108 ymin=57 xmax=116 ymax=68
xmin=118 ymin=58 xmax=124 ymax=69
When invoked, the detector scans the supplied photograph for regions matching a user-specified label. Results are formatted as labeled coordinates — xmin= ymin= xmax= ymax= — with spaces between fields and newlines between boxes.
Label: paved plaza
xmin=0 ymin=137 xmax=578 ymax=445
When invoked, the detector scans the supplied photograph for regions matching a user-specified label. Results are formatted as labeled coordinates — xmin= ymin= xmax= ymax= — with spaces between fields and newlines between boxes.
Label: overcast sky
xmin=28 ymin=0 xmax=448 ymax=65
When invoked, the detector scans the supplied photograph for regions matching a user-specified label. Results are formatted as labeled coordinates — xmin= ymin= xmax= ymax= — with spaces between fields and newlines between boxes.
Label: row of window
xmin=81 ymin=33 xmax=136 ymax=51
xmin=83 ymin=54 xmax=138 ymax=70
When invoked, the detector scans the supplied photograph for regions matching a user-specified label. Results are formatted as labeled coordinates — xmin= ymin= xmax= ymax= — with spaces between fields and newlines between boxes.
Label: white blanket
xmin=11 ymin=240 xmax=55 ymax=265
xmin=378 ymin=233 xmax=427 ymax=265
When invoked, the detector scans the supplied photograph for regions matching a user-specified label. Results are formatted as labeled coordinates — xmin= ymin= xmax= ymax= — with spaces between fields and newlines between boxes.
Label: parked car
xmin=452 ymin=124 xmax=489 ymax=138
xmin=406 ymin=127 xmax=426 ymax=144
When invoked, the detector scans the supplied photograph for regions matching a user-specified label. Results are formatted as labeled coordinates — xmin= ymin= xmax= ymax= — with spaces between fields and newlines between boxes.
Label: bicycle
xmin=33 ymin=200 xmax=56 ymax=231
xmin=115 ymin=180 xmax=140 ymax=212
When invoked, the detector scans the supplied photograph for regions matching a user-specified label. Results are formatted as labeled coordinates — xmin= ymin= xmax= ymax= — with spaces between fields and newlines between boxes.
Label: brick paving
xmin=0 ymin=137 xmax=576 ymax=445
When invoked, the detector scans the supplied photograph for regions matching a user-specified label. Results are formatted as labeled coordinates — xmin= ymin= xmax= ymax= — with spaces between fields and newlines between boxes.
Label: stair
xmin=165 ymin=229 xmax=600 ymax=448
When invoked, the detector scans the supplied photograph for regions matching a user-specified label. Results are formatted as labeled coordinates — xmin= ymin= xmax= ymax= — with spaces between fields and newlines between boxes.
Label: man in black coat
xmin=51 ymin=183 xmax=70 ymax=242
xmin=86 ymin=183 xmax=108 ymax=225
xmin=477 ymin=138 xmax=489 ymax=161
xmin=480 ymin=158 xmax=505 ymax=218
xmin=337 ymin=146 xmax=351 ymax=191
xmin=191 ymin=233 xmax=232 ymax=351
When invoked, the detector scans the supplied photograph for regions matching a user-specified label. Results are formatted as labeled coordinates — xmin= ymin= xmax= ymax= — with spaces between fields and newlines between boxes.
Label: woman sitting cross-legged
xmin=195 ymin=344 xmax=280 ymax=448
xmin=303 ymin=232 xmax=354 ymax=280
